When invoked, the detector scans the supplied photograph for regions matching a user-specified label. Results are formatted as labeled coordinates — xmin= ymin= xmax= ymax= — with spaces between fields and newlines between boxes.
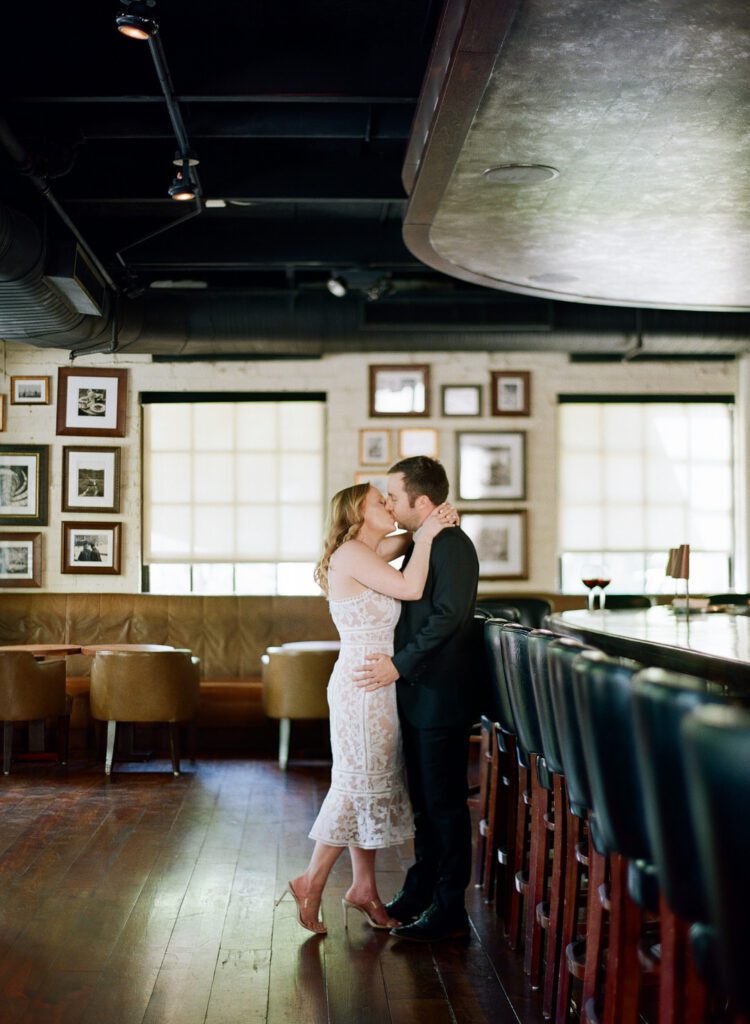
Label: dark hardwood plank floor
xmin=0 ymin=758 xmax=545 ymax=1024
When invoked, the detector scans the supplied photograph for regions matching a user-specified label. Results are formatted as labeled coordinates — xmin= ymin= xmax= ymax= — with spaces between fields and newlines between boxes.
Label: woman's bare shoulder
xmin=331 ymin=539 xmax=369 ymax=566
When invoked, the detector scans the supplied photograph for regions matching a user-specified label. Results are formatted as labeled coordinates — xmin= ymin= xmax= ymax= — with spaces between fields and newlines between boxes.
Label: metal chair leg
xmin=278 ymin=717 xmax=290 ymax=770
xmin=105 ymin=720 xmax=117 ymax=775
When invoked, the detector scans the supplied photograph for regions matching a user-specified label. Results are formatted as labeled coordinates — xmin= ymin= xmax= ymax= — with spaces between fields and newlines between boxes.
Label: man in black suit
xmin=356 ymin=456 xmax=479 ymax=941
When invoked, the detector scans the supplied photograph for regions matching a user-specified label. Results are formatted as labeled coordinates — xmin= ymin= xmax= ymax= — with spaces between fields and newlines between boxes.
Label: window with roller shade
xmin=557 ymin=397 xmax=734 ymax=595
xmin=142 ymin=394 xmax=325 ymax=595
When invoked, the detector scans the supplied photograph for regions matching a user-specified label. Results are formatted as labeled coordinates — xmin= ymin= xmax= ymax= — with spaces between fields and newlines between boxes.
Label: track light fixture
xmin=327 ymin=275 xmax=347 ymax=298
xmin=116 ymin=0 xmax=159 ymax=40
xmin=169 ymin=156 xmax=200 ymax=201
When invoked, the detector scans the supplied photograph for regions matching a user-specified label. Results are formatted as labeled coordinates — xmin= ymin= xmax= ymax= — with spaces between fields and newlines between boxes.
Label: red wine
xmin=597 ymin=578 xmax=611 ymax=589
xmin=582 ymin=578 xmax=598 ymax=589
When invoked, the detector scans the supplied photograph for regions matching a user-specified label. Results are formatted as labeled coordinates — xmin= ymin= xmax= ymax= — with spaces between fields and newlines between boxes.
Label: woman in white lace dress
xmin=281 ymin=482 xmax=456 ymax=934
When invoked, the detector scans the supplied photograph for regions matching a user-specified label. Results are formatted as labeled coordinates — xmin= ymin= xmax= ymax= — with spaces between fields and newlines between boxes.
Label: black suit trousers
xmin=400 ymin=717 xmax=472 ymax=916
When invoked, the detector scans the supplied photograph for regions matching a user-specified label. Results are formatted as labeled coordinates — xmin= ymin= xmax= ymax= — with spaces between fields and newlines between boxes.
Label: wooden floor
xmin=0 ymin=756 xmax=545 ymax=1024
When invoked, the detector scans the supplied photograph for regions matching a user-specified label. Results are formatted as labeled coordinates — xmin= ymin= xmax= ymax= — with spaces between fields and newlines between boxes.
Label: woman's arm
xmin=375 ymin=531 xmax=412 ymax=562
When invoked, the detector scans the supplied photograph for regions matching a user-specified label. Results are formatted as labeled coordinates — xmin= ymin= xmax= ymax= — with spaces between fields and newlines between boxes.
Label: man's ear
xmin=413 ymin=494 xmax=433 ymax=513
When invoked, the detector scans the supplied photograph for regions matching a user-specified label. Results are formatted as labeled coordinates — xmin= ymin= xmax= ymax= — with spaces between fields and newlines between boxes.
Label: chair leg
xmin=525 ymin=754 xmax=551 ymax=986
xmin=509 ymin=762 xmax=530 ymax=951
xmin=483 ymin=724 xmax=504 ymax=900
xmin=602 ymin=853 xmax=641 ymax=1024
xmin=475 ymin=718 xmax=492 ymax=889
xmin=543 ymin=772 xmax=567 ymax=1019
xmin=278 ymin=718 xmax=290 ymax=771
xmin=57 ymin=715 xmax=70 ymax=766
xmin=105 ymin=720 xmax=117 ymax=775
xmin=3 ymin=721 xmax=12 ymax=775
xmin=556 ymin=808 xmax=585 ymax=1024
xmin=497 ymin=733 xmax=518 ymax=929
xmin=581 ymin=844 xmax=608 ymax=1022
xmin=168 ymin=722 xmax=181 ymax=776
xmin=658 ymin=898 xmax=707 ymax=1024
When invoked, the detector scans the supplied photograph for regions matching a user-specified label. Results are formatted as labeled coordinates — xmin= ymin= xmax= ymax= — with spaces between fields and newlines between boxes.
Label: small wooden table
xmin=0 ymin=644 xmax=82 ymax=656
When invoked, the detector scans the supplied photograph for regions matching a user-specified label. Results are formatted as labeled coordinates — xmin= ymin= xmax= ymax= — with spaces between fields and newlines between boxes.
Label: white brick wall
xmin=0 ymin=341 xmax=740 ymax=593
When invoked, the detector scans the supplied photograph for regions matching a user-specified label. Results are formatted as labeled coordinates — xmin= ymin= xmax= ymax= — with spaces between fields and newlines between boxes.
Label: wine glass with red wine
xmin=581 ymin=564 xmax=612 ymax=611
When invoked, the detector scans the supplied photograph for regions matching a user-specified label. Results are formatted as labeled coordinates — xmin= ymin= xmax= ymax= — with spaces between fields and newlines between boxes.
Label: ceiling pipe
xmin=0 ymin=116 xmax=118 ymax=293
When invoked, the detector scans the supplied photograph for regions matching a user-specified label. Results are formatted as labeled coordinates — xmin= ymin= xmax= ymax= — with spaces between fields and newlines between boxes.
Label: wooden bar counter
xmin=548 ymin=607 xmax=750 ymax=690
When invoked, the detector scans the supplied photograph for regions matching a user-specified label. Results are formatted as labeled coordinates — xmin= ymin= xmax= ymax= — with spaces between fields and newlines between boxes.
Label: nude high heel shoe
xmin=341 ymin=896 xmax=399 ymax=930
xmin=276 ymin=880 xmax=327 ymax=935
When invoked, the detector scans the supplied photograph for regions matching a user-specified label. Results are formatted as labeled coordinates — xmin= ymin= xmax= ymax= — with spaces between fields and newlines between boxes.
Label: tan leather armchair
xmin=261 ymin=646 xmax=338 ymax=770
xmin=90 ymin=650 xmax=200 ymax=776
xmin=0 ymin=653 xmax=69 ymax=775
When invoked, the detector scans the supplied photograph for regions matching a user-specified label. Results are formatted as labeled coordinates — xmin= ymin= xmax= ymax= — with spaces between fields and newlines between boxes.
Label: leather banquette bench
xmin=0 ymin=593 xmax=337 ymax=751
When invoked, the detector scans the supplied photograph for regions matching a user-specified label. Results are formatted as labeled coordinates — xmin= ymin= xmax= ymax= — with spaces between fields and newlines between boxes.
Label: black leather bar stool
xmin=478 ymin=617 xmax=522 ymax=920
xmin=572 ymin=649 xmax=652 ymax=1024
xmin=477 ymin=597 xmax=553 ymax=628
xmin=501 ymin=622 xmax=549 ymax=968
xmin=528 ymin=628 xmax=571 ymax=1015
xmin=631 ymin=667 xmax=730 ymax=1024
xmin=547 ymin=637 xmax=600 ymax=1024
xmin=683 ymin=704 xmax=750 ymax=1018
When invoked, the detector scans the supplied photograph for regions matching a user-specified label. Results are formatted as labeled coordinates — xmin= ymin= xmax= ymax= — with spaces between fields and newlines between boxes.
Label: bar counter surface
xmin=548 ymin=607 xmax=750 ymax=689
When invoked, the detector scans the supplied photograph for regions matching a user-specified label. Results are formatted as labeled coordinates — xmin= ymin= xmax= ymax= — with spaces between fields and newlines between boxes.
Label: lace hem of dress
xmin=308 ymin=789 xmax=414 ymax=849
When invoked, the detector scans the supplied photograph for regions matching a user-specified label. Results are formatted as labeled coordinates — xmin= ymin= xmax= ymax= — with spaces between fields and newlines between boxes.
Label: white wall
xmin=0 ymin=341 xmax=739 ymax=593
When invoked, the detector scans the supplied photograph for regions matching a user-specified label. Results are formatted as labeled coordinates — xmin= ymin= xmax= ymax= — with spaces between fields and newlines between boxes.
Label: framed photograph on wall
xmin=355 ymin=471 xmax=389 ymax=494
xmin=56 ymin=367 xmax=128 ymax=437
xmin=460 ymin=510 xmax=528 ymax=580
xmin=0 ymin=444 xmax=49 ymax=525
xmin=0 ymin=531 xmax=42 ymax=588
xmin=61 ymin=521 xmax=122 ymax=574
xmin=398 ymin=428 xmax=439 ymax=458
xmin=62 ymin=446 xmax=121 ymax=513
xmin=456 ymin=431 xmax=526 ymax=500
xmin=359 ymin=429 xmax=391 ymax=465
xmin=0 ymin=396 xmax=5 ymax=431
xmin=441 ymin=384 xmax=481 ymax=417
xmin=10 ymin=376 xmax=51 ymax=405
xmin=490 ymin=371 xmax=531 ymax=416
xmin=369 ymin=364 xmax=430 ymax=417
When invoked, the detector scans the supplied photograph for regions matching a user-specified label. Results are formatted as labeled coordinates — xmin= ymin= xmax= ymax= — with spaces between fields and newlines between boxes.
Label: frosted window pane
xmin=690 ymin=466 xmax=732 ymax=512
xmin=150 ymin=453 xmax=192 ymax=502
xmin=280 ymin=454 xmax=323 ymax=502
xmin=604 ymin=454 xmax=643 ymax=503
xmin=280 ymin=404 xmax=324 ymax=451
xmin=235 ymin=563 xmax=277 ymax=594
xmin=688 ymin=511 xmax=732 ymax=550
xmin=236 ymin=506 xmax=278 ymax=558
xmin=559 ymin=406 xmax=600 ymax=450
xmin=148 ymin=405 xmax=192 ymax=451
xmin=236 ymin=404 xmax=277 ymax=449
xmin=193 ymin=454 xmax=235 ymax=503
xmin=193 ymin=405 xmax=234 ymax=451
xmin=278 ymin=563 xmax=320 ymax=595
xmin=645 ymin=506 xmax=687 ymax=548
xmin=280 ymin=505 xmax=323 ymax=559
xmin=193 ymin=506 xmax=234 ymax=556
xmin=602 ymin=406 xmax=642 ymax=450
xmin=192 ymin=563 xmax=234 ymax=594
xmin=148 ymin=563 xmax=191 ymax=594
xmin=559 ymin=506 xmax=603 ymax=549
xmin=646 ymin=407 xmax=688 ymax=459
xmin=558 ymin=453 xmax=603 ymax=503
xmin=689 ymin=553 xmax=730 ymax=594
xmin=645 ymin=459 xmax=688 ymax=502
xmin=236 ymin=454 xmax=278 ymax=502
xmin=690 ymin=407 xmax=731 ymax=461
xmin=604 ymin=506 xmax=644 ymax=549
xmin=149 ymin=506 xmax=192 ymax=557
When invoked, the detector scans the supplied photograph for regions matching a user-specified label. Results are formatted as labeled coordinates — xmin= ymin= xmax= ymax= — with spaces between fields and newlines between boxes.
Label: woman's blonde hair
xmin=314 ymin=482 xmax=371 ymax=594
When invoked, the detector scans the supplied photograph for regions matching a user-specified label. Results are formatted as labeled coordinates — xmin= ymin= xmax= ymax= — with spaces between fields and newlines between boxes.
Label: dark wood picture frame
xmin=490 ymin=371 xmax=531 ymax=416
xmin=460 ymin=509 xmax=528 ymax=580
xmin=0 ymin=444 xmax=49 ymax=525
xmin=0 ymin=531 xmax=42 ymax=588
xmin=369 ymin=364 xmax=430 ymax=418
xmin=56 ymin=367 xmax=128 ymax=437
xmin=62 ymin=446 xmax=121 ymax=513
xmin=10 ymin=376 xmax=51 ymax=405
xmin=61 ymin=520 xmax=122 ymax=574
xmin=456 ymin=431 xmax=526 ymax=500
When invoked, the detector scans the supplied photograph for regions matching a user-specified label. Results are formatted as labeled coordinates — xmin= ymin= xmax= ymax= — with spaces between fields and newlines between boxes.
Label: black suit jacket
xmin=392 ymin=527 xmax=479 ymax=729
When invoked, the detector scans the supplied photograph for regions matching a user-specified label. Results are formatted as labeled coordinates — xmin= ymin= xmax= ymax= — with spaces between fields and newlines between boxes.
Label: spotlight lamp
xmin=168 ymin=157 xmax=200 ymax=201
xmin=116 ymin=0 xmax=159 ymax=40
xmin=326 ymin=275 xmax=347 ymax=298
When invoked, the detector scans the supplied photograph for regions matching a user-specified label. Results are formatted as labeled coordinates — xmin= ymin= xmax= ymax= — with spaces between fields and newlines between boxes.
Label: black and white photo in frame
xmin=0 ymin=445 xmax=49 ymax=525
xmin=460 ymin=510 xmax=528 ymax=579
xmin=56 ymin=367 xmax=128 ymax=437
xmin=0 ymin=531 xmax=42 ymax=587
xmin=62 ymin=446 xmax=121 ymax=513
xmin=456 ymin=431 xmax=526 ymax=500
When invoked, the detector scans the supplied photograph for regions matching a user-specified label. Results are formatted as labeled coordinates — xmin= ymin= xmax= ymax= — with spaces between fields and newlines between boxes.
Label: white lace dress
xmin=308 ymin=587 xmax=415 ymax=849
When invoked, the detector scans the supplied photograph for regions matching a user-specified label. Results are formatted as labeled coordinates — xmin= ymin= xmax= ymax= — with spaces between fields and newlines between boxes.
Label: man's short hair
xmin=388 ymin=456 xmax=449 ymax=506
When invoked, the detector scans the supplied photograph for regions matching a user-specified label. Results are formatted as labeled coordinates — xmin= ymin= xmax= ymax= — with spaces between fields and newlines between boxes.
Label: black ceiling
xmin=1 ymin=0 xmax=749 ymax=356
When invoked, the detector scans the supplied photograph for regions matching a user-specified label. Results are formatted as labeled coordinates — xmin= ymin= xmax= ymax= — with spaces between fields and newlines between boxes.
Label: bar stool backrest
xmin=683 ymin=704 xmax=750 ymax=1013
xmin=527 ymin=629 xmax=565 ymax=776
xmin=572 ymin=649 xmax=650 ymax=862
xmin=547 ymin=637 xmax=594 ymax=817
xmin=500 ymin=622 xmax=543 ymax=769
xmin=631 ymin=667 xmax=726 ymax=924
xmin=477 ymin=597 xmax=552 ymax=628
xmin=483 ymin=618 xmax=517 ymax=736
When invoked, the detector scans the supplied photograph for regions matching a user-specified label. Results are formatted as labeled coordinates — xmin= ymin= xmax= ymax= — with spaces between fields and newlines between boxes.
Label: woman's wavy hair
xmin=314 ymin=482 xmax=371 ymax=594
